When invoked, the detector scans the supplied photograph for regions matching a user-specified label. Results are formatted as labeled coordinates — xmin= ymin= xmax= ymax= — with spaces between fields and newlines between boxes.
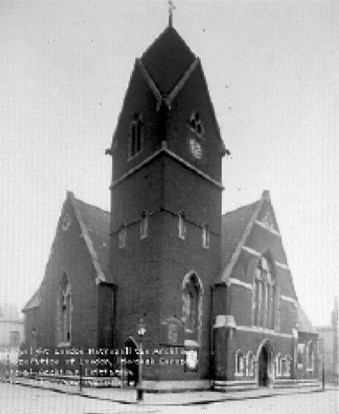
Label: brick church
xmin=22 ymin=20 xmax=319 ymax=390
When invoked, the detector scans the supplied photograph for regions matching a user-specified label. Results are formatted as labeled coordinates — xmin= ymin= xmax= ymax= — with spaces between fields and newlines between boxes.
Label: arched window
xmin=235 ymin=350 xmax=244 ymax=376
xmin=182 ymin=274 xmax=202 ymax=335
xmin=129 ymin=113 xmax=142 ymax=158
xmin=253 ymin=255 xmax=276 ymax=329
xmin=284 ymin=356 xmax=291 ymax=377
xmin=178 ymin=212 xmax=186 ymax=240
xmin=189 ymin=112 xmax=205 ymax=136
xmin=140 ymin=211 xmax=148 ymax=239
xmin=246 ymin=351 xmax=254 ymax=376
xmin=57 ymin=274 xmax=71 ymax=345
xmin=275 ymin=353 xmax=282 ymax=377
xmin=262 ymin=212 xmax=274 ymax=229
xmin=202 ymin=224 xmax=210 ymax=249
xmin=253 ymin=267 xmax=263 ymax=326
xmin=297 ymin=343 xmax=304 ymax=368
xmin=280 ymin=355 xmax=292 ymax=377
xmin=62 ymin=213 xmax=71 ymax=231
xmin=306 ymin=342 xmax=314 ymax=370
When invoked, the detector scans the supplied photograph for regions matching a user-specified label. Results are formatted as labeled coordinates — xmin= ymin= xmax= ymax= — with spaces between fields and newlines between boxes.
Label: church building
xmin=22 ymin=20 xmax=319 ymax=391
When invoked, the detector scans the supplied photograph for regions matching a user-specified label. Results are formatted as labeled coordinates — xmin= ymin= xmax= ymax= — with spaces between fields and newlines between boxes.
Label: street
xmin=0 ymin=383 xmax=337 ymax=414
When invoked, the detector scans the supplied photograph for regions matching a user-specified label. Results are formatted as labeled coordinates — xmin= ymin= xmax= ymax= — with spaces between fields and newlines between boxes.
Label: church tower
xmin=107 ymin=21 xmax=226 ymax=384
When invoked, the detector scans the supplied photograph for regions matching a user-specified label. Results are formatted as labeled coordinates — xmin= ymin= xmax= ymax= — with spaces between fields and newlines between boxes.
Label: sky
xmin=0 ymin=0 xmax=337 ymax=326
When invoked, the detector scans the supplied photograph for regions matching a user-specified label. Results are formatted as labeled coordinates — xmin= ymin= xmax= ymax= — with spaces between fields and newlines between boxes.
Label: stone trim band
xmin=110 ymin=145 xmax=224 ymax=189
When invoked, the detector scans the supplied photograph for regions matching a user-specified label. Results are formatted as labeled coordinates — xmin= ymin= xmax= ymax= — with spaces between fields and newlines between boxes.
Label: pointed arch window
xmin=262 ymin=212 xmax=274 ymax=229
xmin=297 ymin=343 xmax=304 ymax=368
xmin=189 ymin=112 xmax=205 ymax=136
xmin=280 ymin=355 xmax=292 ymax=377
xmin=178 ymin=212 xmax=186 ymax=240
xmin=202 ymin=224 xmax=210 ymax=249
xmin=246 ymin=351 xmax=254 ymax=376
xmin=57 ymin=274 xmax=72 ymax=345
xmin=62 ymin=213 xmax=71 ymax=231
xmin=182 ymin=274 xmax=201 ymax=335
xmin=253 ymin=255 xmax=277 ymax=329
xmin=140 ymin=211 xmax=148 ymax=240
xmin=129 ymin=113 xmax=143 ymax=158
xmin=306 ymin=342 xmax=314 ymax=371
xmin=235 ymin=350 xmax=244 ymax=376
xmin=275 ymin=353 xmax=282 ymax=377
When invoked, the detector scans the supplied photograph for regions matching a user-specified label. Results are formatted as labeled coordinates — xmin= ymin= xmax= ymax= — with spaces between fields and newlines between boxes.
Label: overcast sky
xmin=0 ymin=1 xmax=337 ymax=326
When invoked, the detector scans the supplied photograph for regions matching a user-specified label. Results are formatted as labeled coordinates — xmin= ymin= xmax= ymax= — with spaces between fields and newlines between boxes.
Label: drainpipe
xmin=209 ymin=284 xmax=215 ymax=386
xmin=292 ymin=328 xmax=298 ymax=381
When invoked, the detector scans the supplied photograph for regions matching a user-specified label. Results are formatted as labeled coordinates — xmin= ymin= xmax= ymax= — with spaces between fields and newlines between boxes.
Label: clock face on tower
xmin=189 ymin=138 xmax=203 ymax=159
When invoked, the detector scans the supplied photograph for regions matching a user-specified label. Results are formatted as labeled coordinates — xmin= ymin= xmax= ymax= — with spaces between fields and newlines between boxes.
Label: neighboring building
xmin=0 ymin=304 xmax=24 ymax=376
xmin=22 ymin=22 xmax=319 ymax=390
xmin=0 ymin=304 xmax=24 ymax=349
xmin=316 ymin=298 xmax=338 ymax=384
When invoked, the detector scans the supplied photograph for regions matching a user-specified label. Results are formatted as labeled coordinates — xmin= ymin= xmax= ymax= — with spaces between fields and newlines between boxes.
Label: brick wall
xmin=111 ymin=66 xmax=164 ymax=183
xmin=97 ymin=284 xmax=115 ymax=348
xmin=166 ymin=62 xmax=224 ymax=182
xmin=32 ymin=198 xmax=99 ymax=349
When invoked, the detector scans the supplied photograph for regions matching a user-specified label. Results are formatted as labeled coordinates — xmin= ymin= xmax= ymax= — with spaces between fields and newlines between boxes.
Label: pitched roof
xmin=221 ymin=200 xmax=260 ymax=270
xmin=22 ymin=290 xmax=40 ymax=313
xmin=141 ymin=26 xmax=196 ymax=95
xmin=297 ymin=304 xmax=315 ymax=333
xmin=22 ymin=193 xmax=111 ymax=313
xmin=218 ymin=193 xmax=268 ymax=284
xmin=72 ymin=196 xmax=110 ymax=278
xmin=69 ymin=193 xmax=110 ymax=284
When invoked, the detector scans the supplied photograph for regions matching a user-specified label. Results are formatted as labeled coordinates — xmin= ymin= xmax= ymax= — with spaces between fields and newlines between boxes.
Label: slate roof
xmin=297 ymin=304 xmax=316 ymax=333
xmin=221 ymin=200 xmax=260 ymax=270
xmin=22 ymin=290 xmax=41 ymax=313
xmin=72 ymin=197 xmax=110 ymax=276
xmin=141 ymin=26 xmax=196 ymax=95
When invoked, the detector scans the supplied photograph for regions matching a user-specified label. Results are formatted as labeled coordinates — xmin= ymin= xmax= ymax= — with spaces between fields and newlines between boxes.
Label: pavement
xmin=2 ymin=377 xmax=334 ymax=406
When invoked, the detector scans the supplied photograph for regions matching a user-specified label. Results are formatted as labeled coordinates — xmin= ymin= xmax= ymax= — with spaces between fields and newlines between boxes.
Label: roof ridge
xmin=73 ymin=197 xmax=110 ymax=215
xmin=70 ymin=195 xmax=107 ymax=284
xmin=222 ymin=199 xmax=260 ymax=218
xmin=220 ymin=196 xmax=265 ymax=284
xmin=22 ymin=288 xmax=41 ymax=312
xmin=165 ymin=57 xmax=199 ymax=106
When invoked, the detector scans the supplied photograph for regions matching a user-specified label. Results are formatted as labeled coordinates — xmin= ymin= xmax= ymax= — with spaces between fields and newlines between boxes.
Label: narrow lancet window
xmin=57 ymin=274 xmax=71 ymax=345
xmin=235 ymin=350 xmax=244 ymax=376
xmin=178 ymin=212 xmax=186 ymax=240
xmin=140 ymin=211 xmax=148 ymax=239
xmin=129 ymin=113 xmax=143 ymax=158
xmin=182 ymin=274 xmax=202 ymax=336
xmin=202 ymin=224 xmax=210 ymax=249
xmin=119 ymin=224 xmax=127 ymax=248
xmin=253 ymin=255 xmax=277 ymax=329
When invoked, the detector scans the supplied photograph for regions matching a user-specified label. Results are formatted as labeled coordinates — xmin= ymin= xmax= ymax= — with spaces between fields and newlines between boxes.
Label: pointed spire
xmin=168 ymin=0 xmax=176 ymax=27
xmin=262 ymin=190 xmax=270 ymax=200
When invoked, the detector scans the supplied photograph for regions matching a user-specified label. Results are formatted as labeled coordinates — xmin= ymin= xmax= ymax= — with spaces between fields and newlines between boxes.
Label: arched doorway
xmin=124 ymin=338 xmax=138 ymax=386
xmin=257 ymin=340 xmax=272 ymax=387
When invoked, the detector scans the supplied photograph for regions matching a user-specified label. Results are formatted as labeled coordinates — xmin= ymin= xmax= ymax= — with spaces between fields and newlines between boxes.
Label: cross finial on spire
xmin=168 ymin=0 xmax=176 ymax=27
